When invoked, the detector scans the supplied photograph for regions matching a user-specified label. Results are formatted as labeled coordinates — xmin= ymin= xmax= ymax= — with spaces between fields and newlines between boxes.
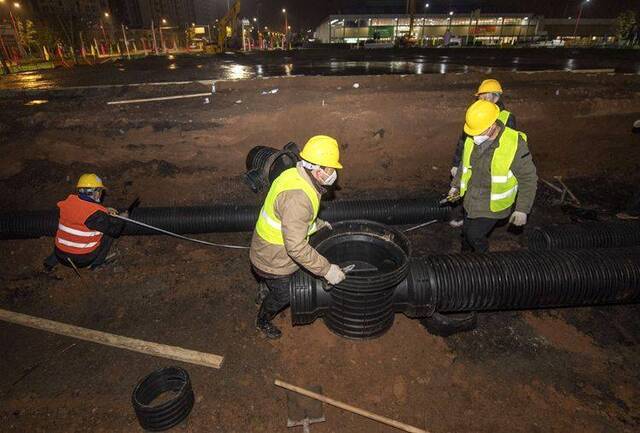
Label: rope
xmin=112 ymin=214 xmax=250 ymax=250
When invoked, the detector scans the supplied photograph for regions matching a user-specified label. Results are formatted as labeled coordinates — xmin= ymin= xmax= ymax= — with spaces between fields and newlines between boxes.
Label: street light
xmin=573 ymin=0 xmax=591 ymax=37
xmin=162 ymin=18 xmax=167 ymax=25
xmin=282 ymin=8 xmax=288 ymax=34
xmin=13 ymin=2 xmax=20 ymax=8
xmin=104 ymin=12 xmax=110 ymax=18
xmin=424 ymin=3 xmax=429 ymax=8
xmin=449 ymin=11 xmax=454 ymax=16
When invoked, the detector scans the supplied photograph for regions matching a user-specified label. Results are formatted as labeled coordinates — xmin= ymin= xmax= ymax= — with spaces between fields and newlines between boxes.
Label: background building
xmin=315 ymin=13 xmax=616 ymax=46
xmin=316 ymin=13 xmax=540 ymax=45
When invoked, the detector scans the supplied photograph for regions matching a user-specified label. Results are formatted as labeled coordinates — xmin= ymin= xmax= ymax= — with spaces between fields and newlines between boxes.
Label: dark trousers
xmin=259 ymin=274 xmax=293 ymax=317
xmin=626 ymin=191 xmax=640 ymax=216
xmin=45 ymin=235 xmax=115 ymax=269
xmin=462 ymin=216 xmax=498 ymax=253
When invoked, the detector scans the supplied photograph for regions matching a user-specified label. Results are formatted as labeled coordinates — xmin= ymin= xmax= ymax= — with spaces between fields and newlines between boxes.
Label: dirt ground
xmin=1 ymin=71 xmax=640 ymax=433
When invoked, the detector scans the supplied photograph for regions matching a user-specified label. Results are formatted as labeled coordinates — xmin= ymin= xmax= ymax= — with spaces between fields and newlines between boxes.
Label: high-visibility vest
xmin=460 ymin=127 xmax=525 ymax=212
xmin=255 ymin=167 xmax=320 ymax=245
xmin=497 ymin=109 xmax=511 ymax=126
xmin=55 ymin=194 xmax=106 ymax=254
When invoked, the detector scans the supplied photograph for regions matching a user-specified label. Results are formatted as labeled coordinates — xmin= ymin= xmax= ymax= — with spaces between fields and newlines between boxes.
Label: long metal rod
xmin=112 ymin=214 xmax=249 ymax=249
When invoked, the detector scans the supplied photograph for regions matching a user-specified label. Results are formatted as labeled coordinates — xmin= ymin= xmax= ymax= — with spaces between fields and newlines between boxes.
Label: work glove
xmin=107 ymin=207 xmax=119 ymax=216
xmin=509 ymin=211 xmax=528 ymax=226
xmin=317 ymin=219 xmax=333 ymax=231
xmin=325 ymin=264 xmax=346 ymax=286
xmin=450 ymin=166 xmax=458 ymax=177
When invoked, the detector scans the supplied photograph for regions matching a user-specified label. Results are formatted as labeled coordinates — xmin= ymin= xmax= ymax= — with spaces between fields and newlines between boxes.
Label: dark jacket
xmin=451 ymin=123 xmax=537 ymax=220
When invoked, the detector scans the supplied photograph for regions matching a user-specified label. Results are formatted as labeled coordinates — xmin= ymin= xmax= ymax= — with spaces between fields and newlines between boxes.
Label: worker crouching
xmin=250 ymin=135 xmax=346 ymax=339
xmin=450 ymin=100 xmax=538 ymax=252
xmin=44 ymin=173 xmax=127 ymax=272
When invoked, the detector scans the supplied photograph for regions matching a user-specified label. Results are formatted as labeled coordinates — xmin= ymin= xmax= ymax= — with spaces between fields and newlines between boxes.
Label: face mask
xmin=319 ymin=169 xmax=337 ymax=186
xmin=473 ymin=135 xmax=491 ymax=145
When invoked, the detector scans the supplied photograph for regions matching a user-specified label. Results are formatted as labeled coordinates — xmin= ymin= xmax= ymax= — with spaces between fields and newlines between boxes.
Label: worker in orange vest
xmin=44 ymin=173 xmax=127 ymax=272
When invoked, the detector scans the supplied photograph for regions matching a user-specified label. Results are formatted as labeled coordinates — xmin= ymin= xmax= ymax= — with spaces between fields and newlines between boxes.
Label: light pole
xmin=160 ymin=18 xmax=167 ymax=53
xmin=3 ymin=1 xmax=25 ymax=57
xmin=424 ymin=3 xmax=429 ymax=10
xmin=282 ymin=8 xmax=287 ymax=35
xmin=573 ymin=0 xmax=591 ymax=38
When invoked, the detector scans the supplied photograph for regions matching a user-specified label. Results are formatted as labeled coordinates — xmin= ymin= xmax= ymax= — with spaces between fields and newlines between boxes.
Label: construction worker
xmin=44 ymin=174 xmax=127 ymax=272
xmin=449 ymin=79 xmax=517 ymax=226
xmin=449 ymin=100 xmax=537 ymax=252
xmin=251 ymin=135 xmax=346 ymax=339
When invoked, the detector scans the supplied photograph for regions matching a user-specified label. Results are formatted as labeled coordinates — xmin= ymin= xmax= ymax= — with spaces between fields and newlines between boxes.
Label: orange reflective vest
xmin=55 ymin=195 xmax=106 ymax=255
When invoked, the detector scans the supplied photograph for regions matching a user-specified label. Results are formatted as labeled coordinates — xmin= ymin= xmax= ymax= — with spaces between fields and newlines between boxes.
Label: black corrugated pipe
xmin=397 ymin=248 xmax=640 ymax=314
xmin=291 ymin=220 xmax=411 ymax=339
xmin=290 ymin=220 xmax=640 ymax=339
xmin=0 ymin=198 xmax=450 ymax=240
xmin=244 ymin=143 xmax=300 ymax=193
xmin=528 ymin=221 xmax=640 ymax=250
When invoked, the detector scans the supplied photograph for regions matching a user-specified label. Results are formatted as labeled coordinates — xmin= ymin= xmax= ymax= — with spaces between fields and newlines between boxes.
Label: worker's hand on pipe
xmin=509 ymin=211 xmax=527 ymax=226
xmin=450 ymin=166 xmax=458 ymax=177
xmin=322 ymin=221 xmax=333 ymax=231
xmin=325 ymin=264 xmax=346 ymax=285
xmin=107 ymin=207 xmax=119 ymax=216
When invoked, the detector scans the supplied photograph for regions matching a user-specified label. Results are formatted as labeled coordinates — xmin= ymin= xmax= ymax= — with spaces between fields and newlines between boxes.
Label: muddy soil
xmin=1 ymin=72 xmax=640 ymax=433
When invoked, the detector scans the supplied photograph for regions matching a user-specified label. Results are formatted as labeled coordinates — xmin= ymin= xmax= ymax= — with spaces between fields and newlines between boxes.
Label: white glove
xmin=325 ymin=264 xmax=346 ymax=285
xmin=319 ymin=220 xmax=333 ymax=231
xmin=448 ymin=187 xmax=458 ymax=196
xmin=509 ymin=211 xmax=527 ymax=226
xmin=450 ymin=166 xmax=458 ymax=177
xmin=107 ymin=207 xmax=119 ymax=216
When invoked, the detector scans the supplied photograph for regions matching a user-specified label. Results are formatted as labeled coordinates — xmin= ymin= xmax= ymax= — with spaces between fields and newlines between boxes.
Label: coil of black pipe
xmin=0 ymin=198 xmax=449 ymax=240
xmin=528 ymin=221 xmax=640 ymax=250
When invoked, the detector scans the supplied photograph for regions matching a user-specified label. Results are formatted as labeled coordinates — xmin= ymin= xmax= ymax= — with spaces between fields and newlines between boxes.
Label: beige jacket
xmin=250 ymin=164 xmax=331 ymax=277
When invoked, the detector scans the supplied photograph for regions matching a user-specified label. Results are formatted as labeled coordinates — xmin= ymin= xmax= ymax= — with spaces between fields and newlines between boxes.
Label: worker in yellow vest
xmin=449 ymin=79 xmax=517 ymax=227
xmin=449 ymin=100 xmax=538 ymax=252
xmin=250 ymin=135 xmax=345 ymax=339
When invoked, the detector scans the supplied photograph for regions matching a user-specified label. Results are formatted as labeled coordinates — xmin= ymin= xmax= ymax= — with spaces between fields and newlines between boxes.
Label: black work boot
xmin=256 ymin=306 xmax=282 ymax=339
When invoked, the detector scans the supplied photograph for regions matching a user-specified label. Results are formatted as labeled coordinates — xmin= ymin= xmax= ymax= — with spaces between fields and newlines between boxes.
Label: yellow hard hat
xmin=463 ymin=100 xmax=500 ymax=136
xmin=299 ymin=135 xmax=343 ymax=169
xmin=475 ymin=78 xmax=503 ymax=96
xmin=76 ymin=173 xmax=105 ymax=189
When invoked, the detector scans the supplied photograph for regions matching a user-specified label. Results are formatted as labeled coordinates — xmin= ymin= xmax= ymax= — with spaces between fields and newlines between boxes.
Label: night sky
xmin=230 ymin=0 xmax=639 ymax=31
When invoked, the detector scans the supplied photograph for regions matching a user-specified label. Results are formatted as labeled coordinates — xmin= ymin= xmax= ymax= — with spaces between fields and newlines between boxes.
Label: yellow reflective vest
xmin=460 ymin=127 xmax=526 ymax=212
xmin=255 ymin=167 xmax=320 ymax=245
xmin=497 ymin=109 xmax=511 ymax=126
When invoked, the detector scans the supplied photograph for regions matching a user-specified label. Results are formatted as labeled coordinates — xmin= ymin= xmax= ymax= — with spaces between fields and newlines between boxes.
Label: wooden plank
xmin=0 ymin=308 xmax=223 ymax=369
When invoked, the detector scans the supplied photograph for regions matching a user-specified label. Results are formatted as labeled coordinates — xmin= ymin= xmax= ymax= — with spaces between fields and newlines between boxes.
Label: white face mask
xmin=320 ymin=169 xmax=338 ymax=186
xmin=473 ymin=135 xmax=491 ymax=145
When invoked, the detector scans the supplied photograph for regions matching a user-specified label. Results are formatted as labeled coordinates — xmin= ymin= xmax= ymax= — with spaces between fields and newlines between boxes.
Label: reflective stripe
xmin=462 ymin=167 xmax=469 ymax=174
xmin=58 ymin=223 xmax=102 ymax=237
xmin=491 ymin=170 xmax=514 ymax=184
xmin=491 ymin=185 xmax=518 ymax=201
xmin=260 ymin=209 xmax=281 ymax=230
xmin=260 ymin=209 xmax=318 ymax=234
xmin=56 ymin=238 xmax=99 ymax=249
xmin=460 ymin=182 xmax=466 ymax=189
